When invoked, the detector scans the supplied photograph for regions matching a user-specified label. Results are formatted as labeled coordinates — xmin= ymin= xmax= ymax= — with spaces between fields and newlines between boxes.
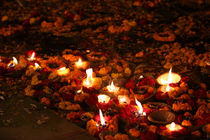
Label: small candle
xmin=166 ymin=122 xmax=182 ymax=132
xmin=8 ymin=57 xmax=18 ymax=68
xmin=83 ymin=68 xmax=94 ymax=88
xmin=98 ymin=94 xmax=110 ymax=104
xmin=157 ymin=68 xmax=181 ymax=85
xmin=57 ymin=67 xmax=70 ymax=76
xmin=27 ymin=51 xmax=36 ymax=61
xmin=135 ymin=99 xmax=146 ymax=116
xmin=118 ymin=95 xmax=130 ymax=105
xmin=75 ymin=58 xmax=88 ymax=69
xmin=107 ymin=81 xmax=119 ymax=94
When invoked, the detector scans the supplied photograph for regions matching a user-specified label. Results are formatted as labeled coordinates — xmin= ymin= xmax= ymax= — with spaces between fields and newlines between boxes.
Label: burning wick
xmin=99 ymin=109 xmax=106 ymax=127
xmin=83 ymin=68 xmax=94 ymax=88
xmin=98 ymin=94 xmax=110 ymax=104
xmin=135 ymin=99 xmax=146 ymax=116
xmin=8 ymin=57 xmax=18 ymax=68
xmin=166 ymin=68 xmax=172 ymax=92
xmin=107 ymin=81 xmax=119 ymax=93
xmin=75 ymin=58 xmax=83 ymax=68
xmin=34 ymin=63 xmax=41 ymax=71
xmin=28 ymin=52 xmax=36 ymax=61
xmin=166 ymin=122 xmax=182 ymax=131
xmin=57 ymin=67 xmax=70 ymax=76
xmin=157 ymin=67 xmax=181 ymax=86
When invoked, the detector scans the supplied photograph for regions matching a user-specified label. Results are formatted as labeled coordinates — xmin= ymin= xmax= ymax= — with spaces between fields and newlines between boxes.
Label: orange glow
xmin=34 ymin=63 xmax=41 ymax=70
xmin=166 ymin=122 xmax=182 ymax=131
xmin=118 ymin=95 xmax=130 ymax=105
xmin=8 ymin=57 xmax=18 ymax=67
xmin=107 ymin=81 xmax=119 ymax=93
xmin=157 ymin=68 xmax=181 ymax=85
xmin=98 ymin=94 xmax=110 ymax=103
xmin=57 ymin=67 xmax=70 ymax=76
xmin=75 ymin=58 xmax=88 ymax=69
xmin=83 ymin=68 xmax=94 ymax=88
xmin=99 ymin=109 xmax=105 ymax=126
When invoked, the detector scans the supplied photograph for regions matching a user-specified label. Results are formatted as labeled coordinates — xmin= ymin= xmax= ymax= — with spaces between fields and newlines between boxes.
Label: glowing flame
xmin=30 ymin=52 xmax=35 ymax=61
xmin=13 ymin=57 xmax=18 ymax=64
xmin=57 ymin=67 xmax=70 ymax=76
xmin=107 ymin=81 xmax=119 ymax=93
xmin=8 ymin=57 xmax=18 ymax=67
xmin=59 ymin=67 xmax=66 ymax=71
xmin=34 ymin=63 xmax=41 ymax=70
xmin=84 ymin=68 xmax=93 ymax=87
xmin=135 ymin=99 xmax=143 ymax=115
xmin=98 ymin=94 xmax=110 ymax=103
xmin=99 ymin=109 xmax=105 ymax=126
xmin=166 ymin=68 xmax=172 ymax=92
xmin=166 ymin=122 xmax=182 ymax=131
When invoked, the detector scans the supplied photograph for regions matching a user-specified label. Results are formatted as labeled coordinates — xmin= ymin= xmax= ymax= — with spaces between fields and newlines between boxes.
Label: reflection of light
xmin=135 ymin=99 xmax=143 ymax=115
xmin=57 ymin=67 xmax=70 ymax=76
xmin=8 ymin=57 xmax=18 ymax=67
xmin=99 ymin=109 xmax=105 ymax=126
xmin=166 ymin=122 xmax=182 ymax=131
xmin=83 ymin=68 xmax=93 ymax=88
xmin=107 ymin=81 xmax=119 ymax=93
xmin=98 ymin=94 xmax=110 ymax=103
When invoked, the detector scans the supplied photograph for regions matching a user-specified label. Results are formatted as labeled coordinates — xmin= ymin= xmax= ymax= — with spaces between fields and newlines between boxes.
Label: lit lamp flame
xmin=99 ymin=109 xmax=106 ymax=126
xmin=57 ymin=67 xmax=70 ymax=76
xmin=83 ymin=68 xmax=93 ymax=88
xmin=34 ymin=63 xmax=41 ymax=71
xmin=166 ymin=122 xmax=182 ymax=131
xmin=135 ymin=99 xmax=143 ymax=115
xmin=28 ymin=52 xmax=35 ymax=61
xmin=166 ymin=68 xmax=172 ymax=92
xmin=157 ymin=68 xmax=181 ymax=85
xmin=98 ymin=94 xmax=110 ymax=104
xmin=107 ymin=81 xmax=119 ymax=93
xmin=8 ymin=57 xmax=18 ymax=67
xmin=76 ymin=58 xmax=82 ymax=66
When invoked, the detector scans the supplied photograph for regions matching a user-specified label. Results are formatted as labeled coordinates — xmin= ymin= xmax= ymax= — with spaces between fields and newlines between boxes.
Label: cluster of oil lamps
xmin=4 ymin=51 xmax=183 ymax=132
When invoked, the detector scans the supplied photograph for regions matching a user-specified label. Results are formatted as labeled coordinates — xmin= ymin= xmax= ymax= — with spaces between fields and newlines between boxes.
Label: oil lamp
xmin=96 ymin=109 xmax=108 ymax=128
xmin=107 ymin=81 xmax=119 ymax=94
xmin=57 ymin=67 xmax=70 ymax=76
xmin=75 ymin=58 xmax=89 ymax=69
xmin=157 ymin=68 xmax=181 ymax=85
xmin=157 ymin=68 xmax=179 ymax=93
xmin=98 ymin=94 xmax=110 ymax=104
xmin=166 ymin=122 xmax=182 ymax=132
xmin=8 ymin=57 xmax=18 ymax=68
